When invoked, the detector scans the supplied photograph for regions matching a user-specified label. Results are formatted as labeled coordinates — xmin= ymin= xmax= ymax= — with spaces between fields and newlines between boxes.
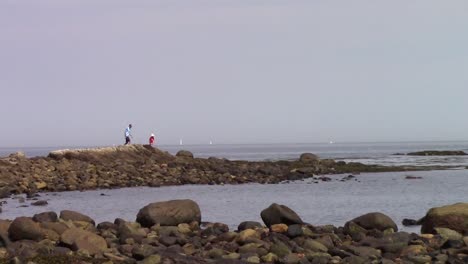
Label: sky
xmin=1 ymin=0 xmax=468 ymax=147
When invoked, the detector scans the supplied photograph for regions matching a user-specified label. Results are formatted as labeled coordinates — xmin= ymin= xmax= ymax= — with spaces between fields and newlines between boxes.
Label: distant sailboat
xmin=209 ymin=140 xmax=213 ymax=145
xmin=179 ymin=139 xmax=183 ymax=145
xmin=329 ymin=140 xmax=334 ymax=144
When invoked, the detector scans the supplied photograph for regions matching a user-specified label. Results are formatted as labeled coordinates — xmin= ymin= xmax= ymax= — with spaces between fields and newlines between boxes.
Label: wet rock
xmin=421 ymin=202 xmax=468 ymax=234
xmin=402 ymin=218 xmax=419 ymax=226
xmin=345 ymin=212 xmax=397 ymax=232
xmin=405 ymin=175 xmax=422 ymax=180
xmin=31 ymin=200 xmax=48 ymax=206
xmin=33 ymin=211 xmax=58 ymax=223
xmin=60 ymin=210 xmax=95 ymax=226
xmin=260 ymin=203 xmax=303 ymax=227
xmin=136 ymin=199 xmax=201 ymax=227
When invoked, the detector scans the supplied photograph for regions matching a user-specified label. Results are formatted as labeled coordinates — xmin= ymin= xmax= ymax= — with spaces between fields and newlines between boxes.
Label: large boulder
xmin=8 ymin=217 xmax=45 ymax=241
xmin=299 ymin=153 xmax=319 ymax=163
xmin=60 ymin=210 xmax=95 ymax=226
xmin=345 ymin=212 xmax=398 ymax=232
xmin=176 ymin=150 xmax=194 ymax=159
xmin=260 ymin=203 xmax=303 ymax=227
xmin=421 ymin=203 xmax=468 ymax=234
xmin=60 ymin=228 xmax=107 ymax=254
xmin=136 ymin=199 xmax=201 ymax=227
xmin=33 ymin=211 xmax=58 ymax=223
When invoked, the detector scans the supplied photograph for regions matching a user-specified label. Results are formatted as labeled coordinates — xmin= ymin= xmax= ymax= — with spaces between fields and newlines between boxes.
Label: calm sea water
xmin=3 ymin=141 xmax=468 ymax=167
xmin=1 ymin=170 xmax=467 ymax=233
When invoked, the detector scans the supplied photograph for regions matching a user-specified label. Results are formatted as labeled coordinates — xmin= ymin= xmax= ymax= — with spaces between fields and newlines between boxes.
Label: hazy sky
xmin=1 ymin=1 xmax=468 ymax=147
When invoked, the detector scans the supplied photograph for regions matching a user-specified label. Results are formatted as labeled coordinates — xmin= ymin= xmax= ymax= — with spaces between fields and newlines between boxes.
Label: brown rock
xmin=60 ymin=228 xmax=107 ymax=255
xmin=136 ymin=199 xmax=201 ymax=227
xmin=60 ymin=210 xmax=95 ymax=226
xmin=8 ymin=217 xmax=45 ymax=241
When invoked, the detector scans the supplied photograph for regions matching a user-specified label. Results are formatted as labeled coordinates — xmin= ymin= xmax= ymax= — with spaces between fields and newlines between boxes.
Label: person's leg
xmin=125 ymin=137 xmax=130 ymax=145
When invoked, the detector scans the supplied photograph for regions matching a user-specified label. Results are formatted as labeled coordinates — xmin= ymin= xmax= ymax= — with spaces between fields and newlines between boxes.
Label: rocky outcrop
xmin=260 ymin=203 xmax=303 ymax=227
xmin=136 ymin=199 xmax=201 ymax=227
xmin=420 ymin=203 xmax=468 ymax=234
xmin=0 ymin=145 xmax=437 ymax=197
xmin=0 ymin=202 xmax=466 ymax=263
xmin=345 ymin=212 xmax=398 ymax=232
xmin=406 ymin=150 xmax=467 ymax=156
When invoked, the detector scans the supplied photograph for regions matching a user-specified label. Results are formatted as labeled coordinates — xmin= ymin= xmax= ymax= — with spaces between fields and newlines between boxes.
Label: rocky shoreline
xmin=0 ymin=145 xmax=450 ymax=198
xmin=1 ymin=200 xmax=468 ymax=263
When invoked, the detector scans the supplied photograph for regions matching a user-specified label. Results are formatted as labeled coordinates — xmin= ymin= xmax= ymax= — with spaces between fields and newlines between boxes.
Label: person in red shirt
xmin=149 ymin=133 xmax=155 ymax=146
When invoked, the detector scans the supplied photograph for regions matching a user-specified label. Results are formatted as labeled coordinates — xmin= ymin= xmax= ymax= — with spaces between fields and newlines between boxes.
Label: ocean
xmin=3 ymin=141 xmax=468 ymax=167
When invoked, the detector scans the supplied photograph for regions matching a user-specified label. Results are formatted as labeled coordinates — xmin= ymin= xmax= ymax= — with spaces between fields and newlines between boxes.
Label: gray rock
xmin=260 ymin=203 xmax=303 ymax=227
xmin=136 ymin=199 xmax=201 ymax=227
xmin=345 ymin=212 xmax=397 ymax=232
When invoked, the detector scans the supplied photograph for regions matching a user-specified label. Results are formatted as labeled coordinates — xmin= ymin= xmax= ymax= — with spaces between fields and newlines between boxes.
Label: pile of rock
xmin=1 ymin=200 xmax=468 ymax=263
xmin=0 ymin=145 xmax=406 ymax=198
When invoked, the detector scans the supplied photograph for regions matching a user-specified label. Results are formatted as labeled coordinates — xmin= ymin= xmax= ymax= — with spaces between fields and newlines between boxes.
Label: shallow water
xmin=1 ymin=169 xmax=467 ymax=233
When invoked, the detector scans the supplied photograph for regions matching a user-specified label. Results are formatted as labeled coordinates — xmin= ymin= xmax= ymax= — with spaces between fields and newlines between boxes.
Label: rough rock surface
xmin=421 ymin=202 xmax=468 ymax=234
xmin=260 ymin=203 xmax=303 ymax=227
xmin=345 ymin=212 xmax=398 ymax=232
xmin=136 ymin=199 xmax=201 ymax=227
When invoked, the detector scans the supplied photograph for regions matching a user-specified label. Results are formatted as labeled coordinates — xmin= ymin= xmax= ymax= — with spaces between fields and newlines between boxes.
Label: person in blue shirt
xmin=124 ymin=124 xmax=132 ymax=145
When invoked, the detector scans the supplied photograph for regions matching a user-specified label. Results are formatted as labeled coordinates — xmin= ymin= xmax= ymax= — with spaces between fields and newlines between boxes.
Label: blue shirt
xmin=125 ymin=127 xmax=131 ymax=137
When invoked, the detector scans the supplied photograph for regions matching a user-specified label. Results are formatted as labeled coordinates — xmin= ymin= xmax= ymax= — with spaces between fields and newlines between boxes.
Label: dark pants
xmin=125 ymin=136 xmax=131 ymax=145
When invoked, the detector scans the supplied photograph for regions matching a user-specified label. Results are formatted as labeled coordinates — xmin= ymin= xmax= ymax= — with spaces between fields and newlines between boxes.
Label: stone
xmin=140 ymin=254 xmax=161 ymax=264
xmin=177 ymin=223 xmax=192 ymax=234
xmin=400 ymin=245 xmax=427 ymax=256
xmin=60 ymin=210 xmax=95 ymax=226
xmin=238 ymin=221 xmax=263 ymax=231
xmin=345 ymin=212 xmax=397 ymax=232
xmin=136 ymin=199 xmax=201 ymax=227
xmin=237 ymin=229 xmax=260 ymax=244
xmin=262 ymin=252 xmax=279 ymax=262
xmin=60 ymin=228 xmax=107 ymax=255
xmin=33 ymin=211 xmax=58 ymax=223
xmin=303 ymin=239 xmax=328 ymax=252
xmin=421 ymin=203 xmax=468 ymax=234
xmin=31 ymin=200 xmax=48 ymax=206
xmin=260 ymin=203 xmax=303 ymax=227
xmin=118 ymin=222 xmax=147 ymax=244
xmin=271 ymin=224 xmax=288 ymax=233
xmin=270 ymin=241 xmax=291 ymax=258
xmin=40 ymin=222 xmax=69 ymax=235
xmin=299 ymin=153 xmax=319 ymax=163
xmin=435 ymin=227 xmax=463 ymax=241
xmin=287 ymin=224 xmax=303 ymax=238
xmin=8 ymin=217 xmax=45 ymax=241
xmin=176 ymin=150 xmax=194 ymax=158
